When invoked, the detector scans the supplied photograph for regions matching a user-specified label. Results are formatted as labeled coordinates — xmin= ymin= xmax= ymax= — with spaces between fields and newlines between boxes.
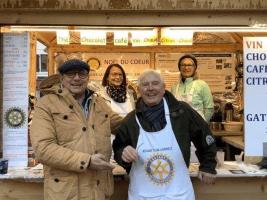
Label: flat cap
xmin=58 ymin=59 xmax=90 ymax=74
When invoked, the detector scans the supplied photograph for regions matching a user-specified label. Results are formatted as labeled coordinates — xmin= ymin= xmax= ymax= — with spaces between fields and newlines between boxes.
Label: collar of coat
xmin=135 ymin=90 xmax=183 ymax=116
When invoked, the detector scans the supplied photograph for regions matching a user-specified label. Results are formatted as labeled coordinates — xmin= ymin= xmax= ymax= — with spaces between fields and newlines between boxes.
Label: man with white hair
xmin=113 ymin=70 xmax=216 ymax=200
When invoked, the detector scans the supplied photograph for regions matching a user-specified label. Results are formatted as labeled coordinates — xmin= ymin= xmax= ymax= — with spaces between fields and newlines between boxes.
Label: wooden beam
xmin=47 ymin=48 xmax=55 ymax=75
xmin=0 ymin=10 xmax=267 ymax=26
xmin=50 ymin=36 xmax=57 ymax=46
xmin=36 ymin=33 xmax=51 ymax=47
xmin=29 ymin=33 xmax=37 ymax=96
xmin=50 ymin=43 xmax=241 ymax=53
xmin=230 ymin=33 xmax=243 ymax=45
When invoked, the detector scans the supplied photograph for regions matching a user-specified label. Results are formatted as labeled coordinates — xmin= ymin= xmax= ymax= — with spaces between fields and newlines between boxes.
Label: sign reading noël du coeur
xmin=244 ymin=37 xmax=267 ymax=157
xmin=81 ymin=53 xmax=151 ymax=81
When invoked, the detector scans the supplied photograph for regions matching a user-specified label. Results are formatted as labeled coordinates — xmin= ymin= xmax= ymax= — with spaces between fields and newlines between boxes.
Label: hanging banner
xmin=80 ymin=30 xmax=106 ymax=45
xmin=160 ymin=29 xmax=193 ymax=45
xmin=131 ymin=29 xmax=158 ymax=46
xmin=244 ymin=37 xmax=267 ymax=157
xmin=114 ymin=31 xmax=128 ymax=46
xmin=56 ymin=30 xmax=70 ymax=45
xmin=2 ymin=33 xmax=29 ymax=168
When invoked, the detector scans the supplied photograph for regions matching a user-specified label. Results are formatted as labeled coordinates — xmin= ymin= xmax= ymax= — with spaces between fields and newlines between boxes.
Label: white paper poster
xmin=131 ymin=29 xmax=158 ymax=46
xmin=80 ymin=30 xmax=106 ymax=45
xmin=155 ymin=53 xmax=235 ymax=92
xmin=244 ymin=37 xmax=267 ymax=156
xmin=2 ymin=33 xmax=29 ymax=168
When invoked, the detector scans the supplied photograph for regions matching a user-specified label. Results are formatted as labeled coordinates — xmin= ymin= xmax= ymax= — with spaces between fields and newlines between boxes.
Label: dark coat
xmin=113 ymin=90 xmax=217 ymax=174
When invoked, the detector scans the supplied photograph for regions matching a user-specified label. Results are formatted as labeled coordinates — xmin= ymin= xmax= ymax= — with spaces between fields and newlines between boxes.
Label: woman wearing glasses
xmin=100 ymin=63 xmax=136 ymax=117
xmin=171 ymin=54 xmax=214 ymax=122
xmin=171 ymin=54 xmax=214 ymax=163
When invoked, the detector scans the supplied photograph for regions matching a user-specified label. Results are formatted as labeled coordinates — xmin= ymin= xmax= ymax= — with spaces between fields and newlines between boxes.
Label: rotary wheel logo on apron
xmin=145 ymin=153 xmax=174 ymax=186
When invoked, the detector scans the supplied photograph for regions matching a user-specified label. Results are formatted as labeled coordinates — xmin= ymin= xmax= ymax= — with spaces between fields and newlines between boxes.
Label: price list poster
xmin=244 ymin=37 xmax=267 ymax=157
xmin=2 ymin=33 xmax=29 ymax=168
xmin=155 ymin=53 xmax=235 ymax=92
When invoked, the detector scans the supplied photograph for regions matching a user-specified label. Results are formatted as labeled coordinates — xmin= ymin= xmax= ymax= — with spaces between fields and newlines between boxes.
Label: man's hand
xmin=122 ymin=145 xmax=138 ymax=163
xmin=197 ymin=171 xmax=216 ymax=184
xmin=88 ymin=153 xmax=115 ymax=170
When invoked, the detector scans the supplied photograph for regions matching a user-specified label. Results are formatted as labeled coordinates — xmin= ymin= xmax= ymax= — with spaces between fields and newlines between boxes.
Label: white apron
xmin=128 ymin=99 xmax=195 ymax=200
xmin=174 ymin=81 xmax=203 ymax=163
xmin=174 ymin=81 xmax=205 ymax=119
xmin=110 ymin=96 xmax=134 ymax=160
xmin=110 ymin=96 xmax=133 ymax=117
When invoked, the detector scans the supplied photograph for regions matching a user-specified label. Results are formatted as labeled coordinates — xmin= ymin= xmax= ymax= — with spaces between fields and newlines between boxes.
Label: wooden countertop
xmin=222 ymin=136 xmax=244 ymax=150
xmin=1 ymin=162 xmax=266 ymax=182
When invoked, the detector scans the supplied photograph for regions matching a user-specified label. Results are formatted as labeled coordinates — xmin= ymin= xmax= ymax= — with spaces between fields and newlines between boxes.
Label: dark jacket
xmin=113 ymin=90 xmax=217 ymax=174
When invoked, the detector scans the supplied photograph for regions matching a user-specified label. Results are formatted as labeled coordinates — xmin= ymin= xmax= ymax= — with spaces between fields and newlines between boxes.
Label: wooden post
xmin=48 ymin=48 xmax=55 ymax=75
xmin=29 ymin=33 xmax=37 ymax=96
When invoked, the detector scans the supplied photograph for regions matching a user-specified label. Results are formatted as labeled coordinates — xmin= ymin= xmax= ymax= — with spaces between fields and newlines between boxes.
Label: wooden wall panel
xmin=0 ymin=177 xmax=266 ymax=200
xmin=0 ymin=181 xmax=43 ymax=200
xmin=1 ymin=0 xmax=267 ymax=10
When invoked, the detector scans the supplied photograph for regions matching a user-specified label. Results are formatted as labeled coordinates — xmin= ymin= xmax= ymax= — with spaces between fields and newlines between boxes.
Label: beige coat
xmin=30 ymin=75 xmax=121 ymax=200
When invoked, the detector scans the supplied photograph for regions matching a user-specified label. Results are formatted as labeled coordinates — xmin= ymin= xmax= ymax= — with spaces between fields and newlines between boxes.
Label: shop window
xmin=36 ymin=41 xmax=48 ymax=78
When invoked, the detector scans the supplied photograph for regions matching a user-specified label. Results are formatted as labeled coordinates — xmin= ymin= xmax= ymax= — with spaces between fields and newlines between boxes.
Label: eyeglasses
xmin=180 ymin=64 xmax=195 ymax=68
xmin=64 ymin=71 xmax=88 ymax=79
xmin=110 ymin=73 xmax=123 ymax=77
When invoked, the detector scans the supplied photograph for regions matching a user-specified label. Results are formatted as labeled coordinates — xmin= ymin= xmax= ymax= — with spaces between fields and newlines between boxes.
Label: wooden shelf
xmin=212 ymin=130 xmax=243 ymax=137
xmin=222 ymin=136 xmax=244 ymax=150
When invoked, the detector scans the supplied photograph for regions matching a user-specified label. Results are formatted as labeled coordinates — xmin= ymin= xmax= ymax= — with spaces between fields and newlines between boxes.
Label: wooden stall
xmin=1 ymin=1 xmax=267 ymax=200
xmin=1 ymin=26 xmax=266 ymax=200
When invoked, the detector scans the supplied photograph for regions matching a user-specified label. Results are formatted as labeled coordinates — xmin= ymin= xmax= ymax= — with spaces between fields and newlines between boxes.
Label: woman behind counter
xmin=100 ymin=63 xmax=136 ymax=117
xmin=171 ymin=54 xmax=214 ymax=122
xmin=171 ymin=54 xmax=214 ymax=163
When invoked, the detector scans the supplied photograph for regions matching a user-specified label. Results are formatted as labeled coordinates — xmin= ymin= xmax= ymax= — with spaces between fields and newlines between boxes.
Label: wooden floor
xmin=0 ymin=177 xmax=266 ymax=200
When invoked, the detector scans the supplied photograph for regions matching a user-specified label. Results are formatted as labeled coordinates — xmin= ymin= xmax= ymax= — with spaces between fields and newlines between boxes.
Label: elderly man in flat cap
xmin=30 ymin=59 xmax=122 ymax=200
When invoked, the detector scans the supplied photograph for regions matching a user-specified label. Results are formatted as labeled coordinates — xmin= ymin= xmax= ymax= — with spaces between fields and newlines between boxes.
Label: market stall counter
xmin=222 ymin=136 xmax=244 ymax=160
xmin=0 ymin=161 xmax=266 ymax=200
